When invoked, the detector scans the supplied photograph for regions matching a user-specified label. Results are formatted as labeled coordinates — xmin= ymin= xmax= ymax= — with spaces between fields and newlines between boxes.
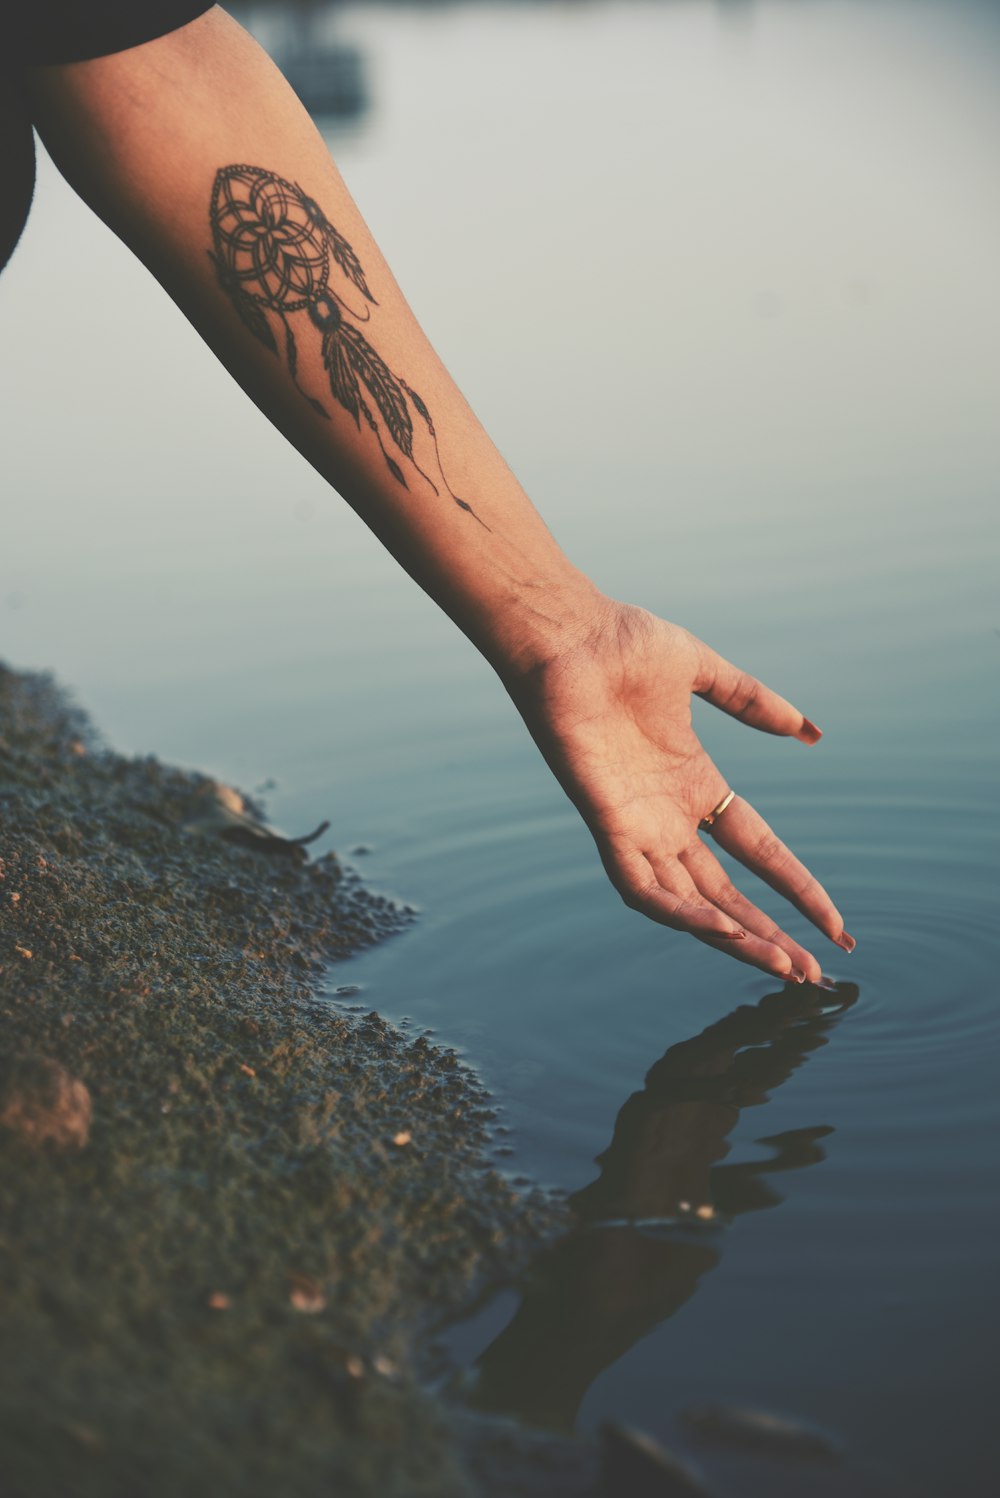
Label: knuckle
xmin=726 ymin=672 xmax=759 ymax=715
xmin=620 ymin=879 xmax=654 ymax=913
xmin=751 ymin=829 xmax=785 ymax=866
xmin=708 ymin=877 xmax=739 ymax=909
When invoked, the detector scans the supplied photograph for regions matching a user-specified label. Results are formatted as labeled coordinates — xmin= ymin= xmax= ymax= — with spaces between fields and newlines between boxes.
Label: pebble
xmin=0 ymin=1054 xmax=92 ymax=1150
xmin=288 ymin=1276 xmax=326 ymax=1314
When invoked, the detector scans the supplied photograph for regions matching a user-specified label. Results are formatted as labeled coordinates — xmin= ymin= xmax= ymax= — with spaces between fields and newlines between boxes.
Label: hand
xmin=505 ymin=601 xmax=853 ymax=981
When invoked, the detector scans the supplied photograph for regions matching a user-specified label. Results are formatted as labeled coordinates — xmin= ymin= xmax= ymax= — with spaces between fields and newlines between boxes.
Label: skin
xmin=22 ymin=6 xmax=853 ymax=983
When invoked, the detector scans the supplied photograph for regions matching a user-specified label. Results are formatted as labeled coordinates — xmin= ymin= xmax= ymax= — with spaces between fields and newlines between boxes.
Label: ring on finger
xmin=699 ymin=789 xmax=736 ymax=830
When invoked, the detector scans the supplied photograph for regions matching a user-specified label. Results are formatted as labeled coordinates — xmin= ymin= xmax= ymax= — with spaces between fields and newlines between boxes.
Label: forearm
xmin=25 ymin=6 xmax=604 ymax=679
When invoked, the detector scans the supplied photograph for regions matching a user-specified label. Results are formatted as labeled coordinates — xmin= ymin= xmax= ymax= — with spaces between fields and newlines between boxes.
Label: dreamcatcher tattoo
xmin=208 ymin=164 xmax=485 ymax=526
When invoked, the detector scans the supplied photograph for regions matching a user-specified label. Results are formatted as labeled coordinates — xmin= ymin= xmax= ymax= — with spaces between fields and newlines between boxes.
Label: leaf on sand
xmin=180 ymin=781 xmax=329 ymax=860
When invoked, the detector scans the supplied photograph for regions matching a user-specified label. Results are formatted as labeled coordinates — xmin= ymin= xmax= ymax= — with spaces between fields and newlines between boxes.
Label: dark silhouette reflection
xmin=465 ymin=984 xmax=858 ymax=1432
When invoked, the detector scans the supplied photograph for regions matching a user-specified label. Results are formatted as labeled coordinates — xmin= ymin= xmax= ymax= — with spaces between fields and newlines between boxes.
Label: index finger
xmin=708 ymin=796 xmax=855 ymax=952
xmin=692 ymin=641 xmax=822 ymax=744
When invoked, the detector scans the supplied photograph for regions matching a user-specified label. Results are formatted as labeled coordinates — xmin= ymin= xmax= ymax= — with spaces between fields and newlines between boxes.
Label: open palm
xmin=508 ymin=602 xmax=853 ymax=981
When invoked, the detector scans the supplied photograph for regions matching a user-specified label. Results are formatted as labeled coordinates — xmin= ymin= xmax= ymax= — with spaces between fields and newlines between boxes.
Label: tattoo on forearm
xmin=208 ymin=164 xmax=485 ymax=526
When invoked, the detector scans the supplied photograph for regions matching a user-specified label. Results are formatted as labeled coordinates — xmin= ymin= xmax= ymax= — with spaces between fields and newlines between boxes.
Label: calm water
xmin=2 ymin=2 xmax=998 ymax=1493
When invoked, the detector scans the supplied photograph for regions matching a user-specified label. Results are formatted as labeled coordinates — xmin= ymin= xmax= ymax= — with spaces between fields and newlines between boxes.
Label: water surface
xmin=1 ymin=2 xmax=998 ymax=1493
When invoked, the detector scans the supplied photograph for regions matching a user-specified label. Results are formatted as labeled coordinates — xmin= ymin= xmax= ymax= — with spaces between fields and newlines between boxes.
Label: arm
xmin=24 ymin=6 xmax=852 ymax=981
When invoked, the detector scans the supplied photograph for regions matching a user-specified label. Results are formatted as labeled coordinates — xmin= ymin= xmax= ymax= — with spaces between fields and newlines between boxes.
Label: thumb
xmin=692 ymin=641 xmax=822 ymax=743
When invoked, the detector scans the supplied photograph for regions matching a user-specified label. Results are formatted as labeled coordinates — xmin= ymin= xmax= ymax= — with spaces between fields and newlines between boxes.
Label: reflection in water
xmin=465 ymin=985 xmax=857 ymax=1432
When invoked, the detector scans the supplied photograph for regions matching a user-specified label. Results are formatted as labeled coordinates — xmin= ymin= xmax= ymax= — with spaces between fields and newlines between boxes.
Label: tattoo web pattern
xmin=208 ymin=164 xmax=485 ymax=525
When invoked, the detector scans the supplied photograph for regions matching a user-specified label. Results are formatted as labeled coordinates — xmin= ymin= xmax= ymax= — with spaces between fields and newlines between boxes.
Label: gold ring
xmin=700 ymin=790 xmax=735 ymax=830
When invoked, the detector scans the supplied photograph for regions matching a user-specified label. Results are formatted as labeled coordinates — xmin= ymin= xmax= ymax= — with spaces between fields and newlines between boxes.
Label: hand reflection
xmin=465 ymin=983 xmax=858 ymax=1432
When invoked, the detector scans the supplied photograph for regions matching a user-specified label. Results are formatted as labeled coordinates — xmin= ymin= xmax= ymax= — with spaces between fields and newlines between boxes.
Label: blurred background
xmin=1 ymin=3 xmax=998 ymax=1494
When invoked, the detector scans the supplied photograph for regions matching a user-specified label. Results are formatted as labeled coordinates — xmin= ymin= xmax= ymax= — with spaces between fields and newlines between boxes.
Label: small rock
xmin=65 ymin=1421 xmax=101 ymax=1450
xmin=695 ymin=1205 xmax=715 ymax=1221
xmin=0 ymin=1054 xmax=92 ymax=1150
xmin=289 ymin=1274 xmax=326 ymax=1314
xmin=207 ymin=1291 xmax=231 ymax=1311
xmin=392 ymin=1130 xmax=412 ymax=1147
xmin=14 ymin=945 xmax=32 ymax=959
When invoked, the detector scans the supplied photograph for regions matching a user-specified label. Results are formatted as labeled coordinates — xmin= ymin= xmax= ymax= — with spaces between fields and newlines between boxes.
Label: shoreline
xmin=0 ymin=663 xmax=583 ymax=1496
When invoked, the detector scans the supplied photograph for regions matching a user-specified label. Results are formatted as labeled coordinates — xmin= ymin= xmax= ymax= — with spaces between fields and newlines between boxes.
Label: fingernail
xmin=716 ymin=929 xmax=747 ymax=941
xmin=785 ymin=967 xmax=806 ymax=984
xmin=798 ymin=717 xmax=823 ymax=746
xmin=834 ymin=931 xmax=856 ymax=954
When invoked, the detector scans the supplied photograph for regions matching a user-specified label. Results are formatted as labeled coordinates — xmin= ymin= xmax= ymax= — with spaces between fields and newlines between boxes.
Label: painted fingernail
xmin=785 ymin=967 xmax=806 ymax=984
xmin=716 ymin=929 xmax=747 ymax=941
xmin=834 ymin=931 xmax=856 ymax=954
xmin=798 ymin=717 xmax=823 ymax=746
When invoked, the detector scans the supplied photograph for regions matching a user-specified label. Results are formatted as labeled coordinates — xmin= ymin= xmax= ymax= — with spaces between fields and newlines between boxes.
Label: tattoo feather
xmin=322 ymin=329 xmax=361 ymax=427
xmin=312 ymin=203 xmax=376 ymax=303
xmin=405 ymin=383 xmax=436 ymax=437
xmin=326 ymin=224 xmax=376 ymax=304
xmin=340 ymin=324 xmax=414 ymax=458
xmin=283 ymin=318 xmax=298 ymax=380
xmin=209 ymin=251 xmax=278 ymax=354
xmin=358 ymin=394 xmax=409 ymax=488
xmin=209 ymin=164 xmax=483 ymax=519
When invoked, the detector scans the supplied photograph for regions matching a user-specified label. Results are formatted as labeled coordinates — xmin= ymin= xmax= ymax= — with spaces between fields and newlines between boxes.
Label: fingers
xmin=708 ymin=796 xmax=854 ymax=952
xmin=599 ymin=842 xmax=746 ymax=943
xmin=602 ymin=841 xmax=809 ymax=981
xmin=647 ymin=853 xmax=805 ymax=979
xmin=679 ymin=839 xmax=824 ymax=983
xmin=693 ymin=641 xmax=822 ymax=745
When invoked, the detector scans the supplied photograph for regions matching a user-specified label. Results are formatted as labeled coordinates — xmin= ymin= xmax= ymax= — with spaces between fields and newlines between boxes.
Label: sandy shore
xmin=0 ymin=664 xmax=585 ymax=1497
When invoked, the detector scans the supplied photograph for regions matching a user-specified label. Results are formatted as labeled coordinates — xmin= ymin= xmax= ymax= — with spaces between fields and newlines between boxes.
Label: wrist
xmin=482 ymin=571 xmax=617 ymax=685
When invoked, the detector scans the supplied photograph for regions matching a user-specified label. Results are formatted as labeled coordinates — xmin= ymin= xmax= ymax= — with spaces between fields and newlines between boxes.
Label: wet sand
xmin=0 ymin=664 xmax=581 ymax=1497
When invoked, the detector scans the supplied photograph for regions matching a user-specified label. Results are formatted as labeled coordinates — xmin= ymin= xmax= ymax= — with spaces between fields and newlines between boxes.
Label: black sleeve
xmin=0 ymin=2 xmax=216 ymax=274
xmin=9 ymin=1 xmax=216 ymax=65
